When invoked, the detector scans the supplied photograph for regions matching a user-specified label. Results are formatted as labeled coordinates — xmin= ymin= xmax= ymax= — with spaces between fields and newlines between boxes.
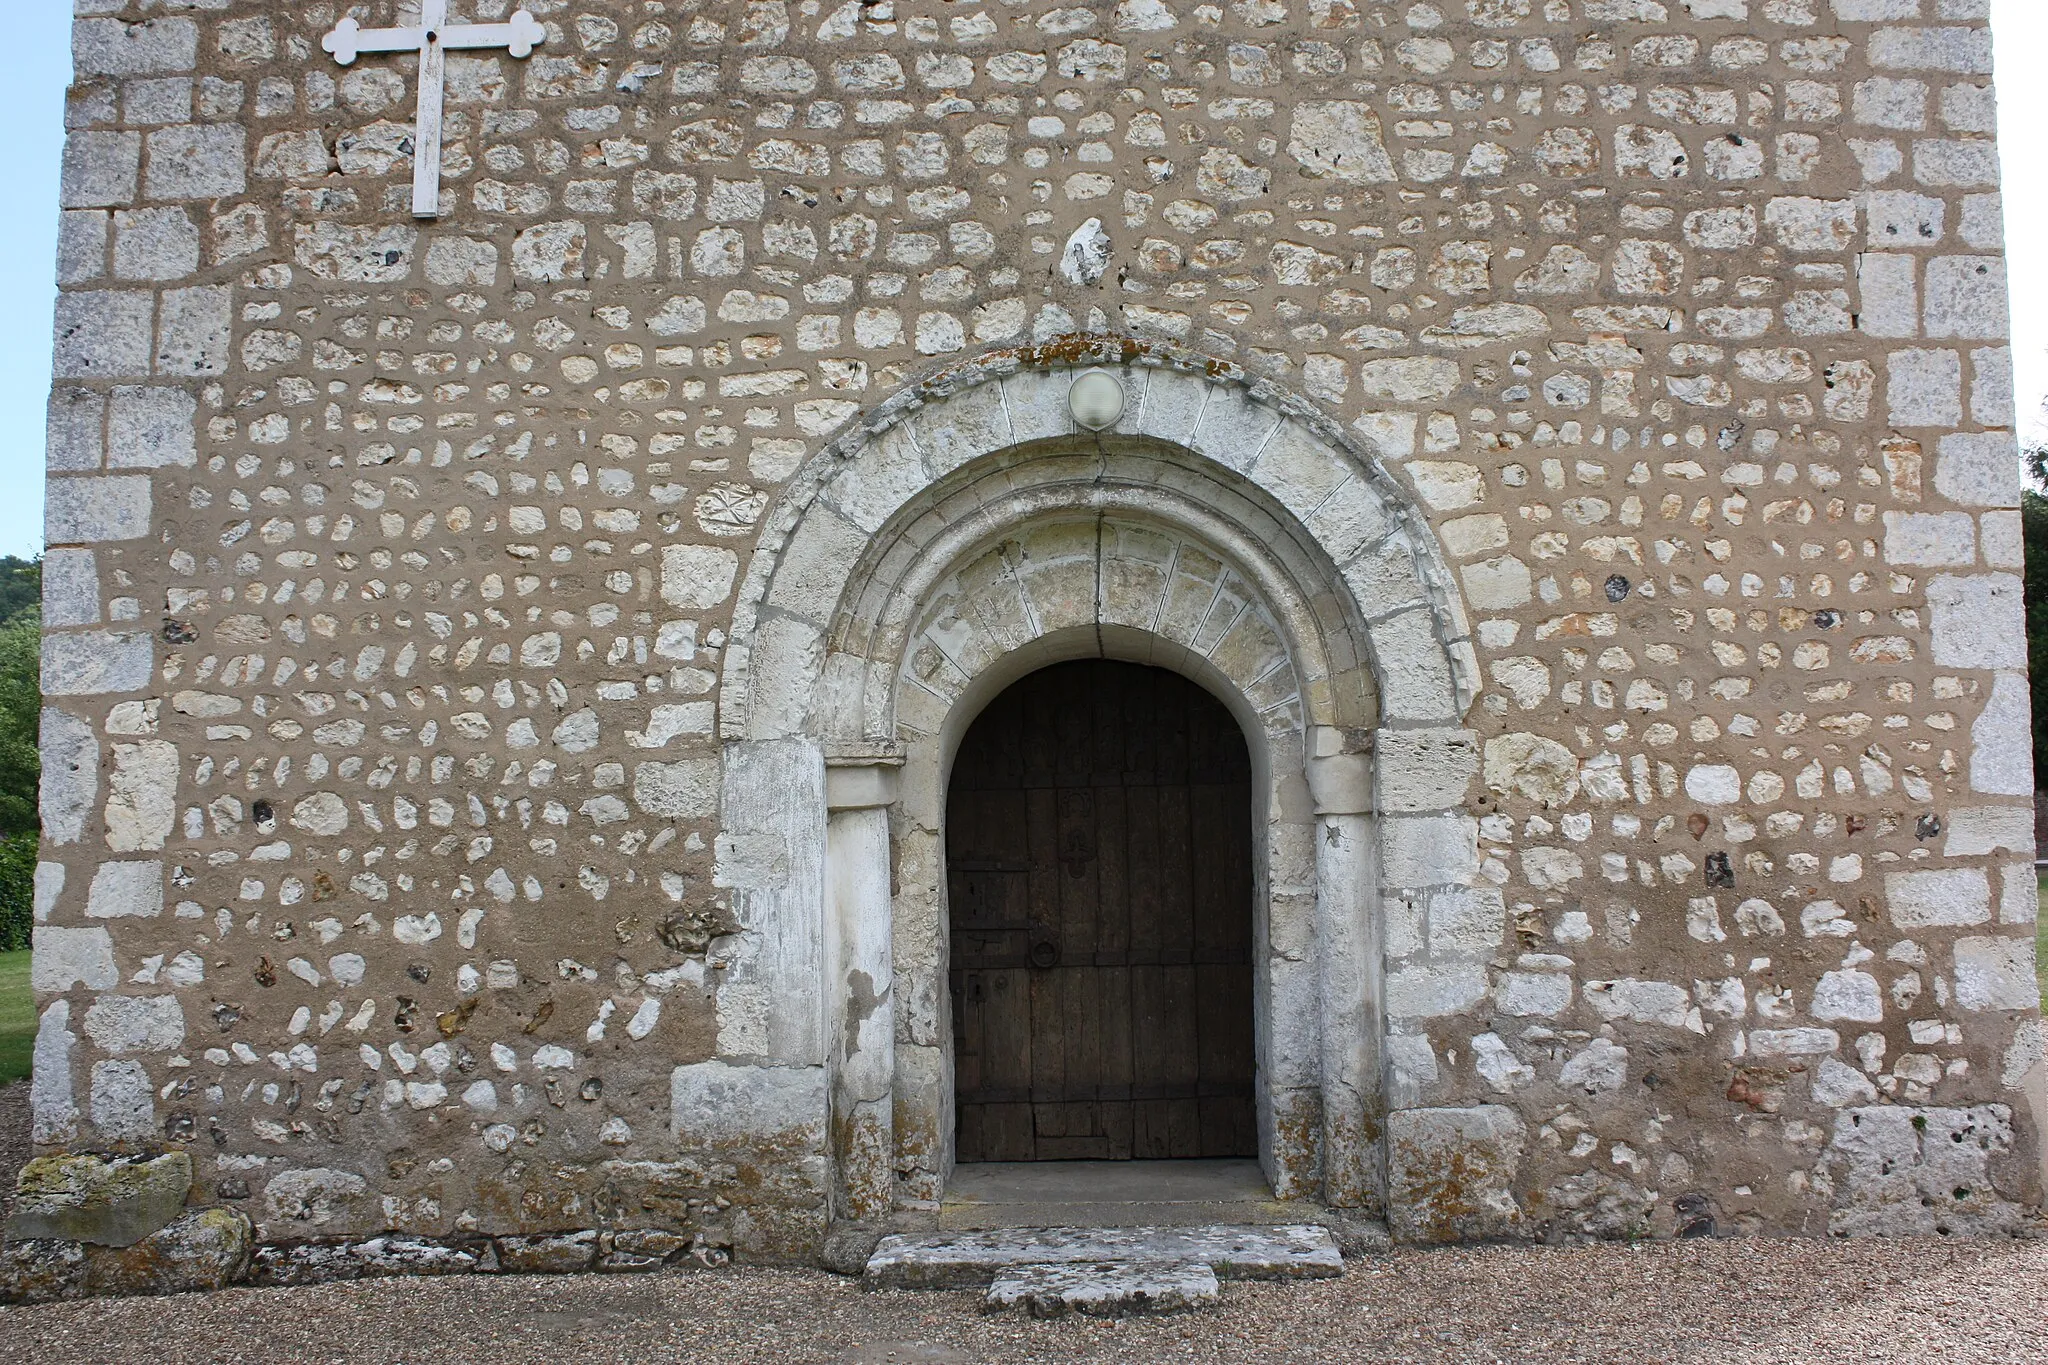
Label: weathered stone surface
xmin=250 ymin=1236 xmax=495 ymax=1286
xmin=79 ymin=1209 xmax=252 ymax=1298
xmin=6 ymin=1151 xmax=192 ymax=1247
xmin=985 ymin=1259 xmax=1221 ymax=1318
xmin=1386 ymin=1107 xmax=1527 ymax=1244
xmin=865 ymin=1225 xmax=1341 ymax=1290
xmin=1828 ymin=1106 xmax=2027 ymax=1235
xmin=494 ymin=1231 xmax=599 ymax=1275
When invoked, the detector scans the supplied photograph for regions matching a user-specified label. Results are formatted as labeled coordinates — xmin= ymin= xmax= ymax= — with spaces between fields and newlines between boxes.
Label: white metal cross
xmin=321 ymin=2 xmax=546 ymax=220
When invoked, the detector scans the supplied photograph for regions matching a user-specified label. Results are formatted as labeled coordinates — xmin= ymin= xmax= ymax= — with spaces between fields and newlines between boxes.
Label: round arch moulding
xmin=719 ymin=336 xmax=1481 ymax=745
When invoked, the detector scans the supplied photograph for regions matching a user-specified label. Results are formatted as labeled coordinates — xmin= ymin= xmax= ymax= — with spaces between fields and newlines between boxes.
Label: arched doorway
xmin=947 ymin=659 xmax=1257 ymax=1162
xmin=721 ymin=340 xmax=1484 ymax=1222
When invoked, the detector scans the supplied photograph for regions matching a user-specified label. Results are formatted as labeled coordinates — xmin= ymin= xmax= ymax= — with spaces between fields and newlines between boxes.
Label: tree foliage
xmin=0 ymin=606 xmax=37 ymax=838
xmin=0 ymin=557 xmax=39 ymax=626
xmin=2023 ymin=447 xmax=2048 ymax=795
xmin=0 ymin=557 xmax=36 ymax=951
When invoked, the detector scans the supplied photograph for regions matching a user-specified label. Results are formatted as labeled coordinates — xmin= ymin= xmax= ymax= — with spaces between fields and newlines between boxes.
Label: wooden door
xmin=949 ymin=660 xmax=1257 ymax=1161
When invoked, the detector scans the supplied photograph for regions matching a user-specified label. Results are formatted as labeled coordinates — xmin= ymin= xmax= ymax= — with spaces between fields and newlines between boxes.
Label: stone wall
xmin=23 ymin=0 xmax=2043 ymax=1288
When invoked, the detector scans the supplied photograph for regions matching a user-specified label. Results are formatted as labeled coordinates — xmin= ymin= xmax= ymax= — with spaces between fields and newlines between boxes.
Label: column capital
xmin=1307 ymin=726 xmax=1372 ymax=816
xmin=826 ymin=758 xmax=901 ymax=811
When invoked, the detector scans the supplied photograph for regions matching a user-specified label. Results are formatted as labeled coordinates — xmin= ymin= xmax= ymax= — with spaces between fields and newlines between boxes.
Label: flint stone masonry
xmin=15 ymin=0 xmax=2043 ymax=1302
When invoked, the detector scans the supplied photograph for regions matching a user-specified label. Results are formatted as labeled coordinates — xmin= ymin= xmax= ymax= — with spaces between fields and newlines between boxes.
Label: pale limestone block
xmin=1914 ymin=139 xmax=1999 ymax=187
xmin=74 ymin=18 xmax=199 ymax=76
xmin=1251 ymin=422 xmax=1351 ymax=521
xmin=1497 ymin=964 xmax=1574 ymax=1018
xmin=1426 ymin=884 xmax=1507 ymax=956
xmin=61 ymin=131 xmax=141 ymax=209
xmin=1953 ymin=938 xmax=2038 ymax=1011
xmin=1944 ymin=806 xmax=2034 ymax=858
xmin=53 ymin=291 xmax=153 ymax=379
xmin=1969 ymin=671 xmax=2033 ymax=795
xmin=1460 ymin=555 xmax=1531 ymax=609
xmin=1887 ymin=866 xmax=1991 ymax=928
xmin=1980 ymin=510 xmax=2023 ymax=569
xmin=47 ymin=388 xmax=105 ymax=473
xmin=40 ymin=707 xmax=98 ymax=844
xmin=424 ymin=236 xmax=500 ymax=286
xmin=1287 ymin=101 xmax=1397 ymax=183
xmin=83 ymin=995 xmax=186 ymax=1054
xmin=1971 ymin=346 xmax=2014 ymax=425
xmin=1484 ymin=733 xmax=1580 ymax=804
xmin=1368 ymin=607 xmax=1460 ymax=723
xmin=1927 ymin=573 xmax=2025 ymax=667
xmin=1381 ymin=812 xmax=1478 ymax=887
xmin=31 ymin=1000 xmax=78 ymax=1144
xmin=1186 ymin=387 xmax=1281 ymax=475
xmin=86 ymin=860 xmax=163 ymax=919
xmin=1811 ymin=970 xmax=1885 ymax=1023
xmin=1386 ymin=963 xmax=1489 ymax=1019
xmin=1406 ymin=460 xmax=1483 ymax=510
xmin=1375 ymin=729 xmax=1479 ymax=812
xmin=1886 ymin=348 xmax=1963 ymax=426
xmin=1869 ymin=25 xmax=1994 ymax=75
xmin=43 ymin=549 xmax=100 ymax=627
xmin=909 ymin=379 xmax=1010 ymax=479
xmin=1999 ymin=863 xmax=2039 ymax=925
xmin=1863 ymin=190 xmax=1944 ymax=245
xmin=660 ymin=544 xmax=739 ymax=610
xmin=105 ymin=740 xmax=178 ymax=852
xmin=1881 ymin=510 xmax=1975 ymax=565
xmin=1855 ymin=253 xmax=1917 ymax=338
xmin=47 ymin=474 xmax=151 ymax=543
xmin=107 ymin=386 xmax=196 ymax=468
xmin=1386 ymin=1106 xmax=1526 ymax=1242
xmin=145 ymin=125 xmax=245 ymax=200
xmin=1684 ymin=764 xmax=1741 ymax=804
xmin=31 ymin=926 xmax=118 ymax=992
xmin=1766 ymin=197 xmax=1858 ymax=252
xmin=1853 ymin=77 xmax=1929 ymax=131
xmin=1933 ymin=431 xmax=2019 ymax=507
xmin=631 ymin=759 xmax=720 ymax=819
xmin=155 ymin=285 xmax=232 ymax=376
xmin=33 ymin=863 xmax=64 ymax=922
xmin=90 ymin=1059 xmax=154 ymax=1141
xmin=764 ymin=503 xmax=866 ymax=623
xmin=42 ymin=631 xmax=153 ymax=696
xmin=1922 ymin=256 xmax=2008 ymax=340
xmin=1358 ymin=356 xmax=1461 ymax=404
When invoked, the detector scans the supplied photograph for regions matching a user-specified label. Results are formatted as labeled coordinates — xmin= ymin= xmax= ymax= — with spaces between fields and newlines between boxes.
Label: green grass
xmin=0 ymin=949 xmax=29 ymax=1084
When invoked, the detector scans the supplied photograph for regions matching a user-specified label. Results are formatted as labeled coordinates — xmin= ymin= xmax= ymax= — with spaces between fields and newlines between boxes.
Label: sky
xmin=0 ymin=6 xmax=2043 ymax=559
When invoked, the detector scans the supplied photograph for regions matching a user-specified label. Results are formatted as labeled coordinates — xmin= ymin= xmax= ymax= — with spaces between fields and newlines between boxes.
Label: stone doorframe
xmin=717 ymin=339 xmax=1480 ymax=1223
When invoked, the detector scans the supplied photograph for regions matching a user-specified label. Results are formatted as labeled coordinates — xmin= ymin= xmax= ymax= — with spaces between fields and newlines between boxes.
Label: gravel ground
xmin=2 ymin=1235 xmax=2044 ymax=1364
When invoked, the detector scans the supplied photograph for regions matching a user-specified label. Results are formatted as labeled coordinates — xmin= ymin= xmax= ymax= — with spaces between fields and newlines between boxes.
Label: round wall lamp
xmin=1068 ymin=369 xmax=1126 ymax=431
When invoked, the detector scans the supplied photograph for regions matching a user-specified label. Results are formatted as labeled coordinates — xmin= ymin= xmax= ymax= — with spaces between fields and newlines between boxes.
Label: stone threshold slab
xmin=985 ymin=1259 xmax=1221 ymax=1318
xmin=864 ymin=1223 xmax=1343 ymax=1290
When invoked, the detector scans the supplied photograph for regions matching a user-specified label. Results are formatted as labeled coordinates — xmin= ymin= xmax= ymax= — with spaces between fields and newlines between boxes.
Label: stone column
xmin=1307 ymin=727 xmax=1380 ymax=1212
xmin=824 ymin=756 xmax=900 ymax=1222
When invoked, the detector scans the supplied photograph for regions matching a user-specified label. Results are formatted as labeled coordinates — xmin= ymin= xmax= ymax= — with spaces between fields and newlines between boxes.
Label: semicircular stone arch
xmin=722 ymin=339 xmax=1480 ymax=745
xmin=712 ymin=339 xmax=1488 ymax=1222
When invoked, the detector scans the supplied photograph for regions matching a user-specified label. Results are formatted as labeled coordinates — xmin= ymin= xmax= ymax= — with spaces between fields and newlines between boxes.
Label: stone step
xmin=985 ymin=1259 xmax=1221 ymax=1318
xmin=863 ymin=1223 xmax=1344 ymax=1291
